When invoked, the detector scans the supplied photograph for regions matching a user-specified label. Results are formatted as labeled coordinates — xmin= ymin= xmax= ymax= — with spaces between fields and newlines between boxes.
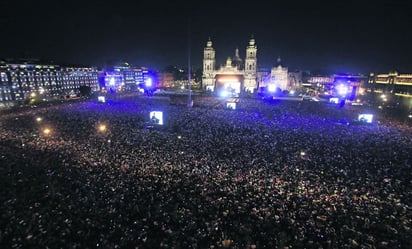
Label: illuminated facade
xmin=269 ymin=57 xmax=288 ymax=91
xmin=333 ymin=75 xmax=366 ymax=100
xmin=202 ymin=37 xmax=257 ymax=95
xmin=368 ymin=72 xmax=412 ymax=96
xmin=301 ymin=73 xmax=366 ymax=98
xmin=102 ymin=62 xmax=156 ymax=92
xmin=0 ymin=59 xmax=100 ymax=106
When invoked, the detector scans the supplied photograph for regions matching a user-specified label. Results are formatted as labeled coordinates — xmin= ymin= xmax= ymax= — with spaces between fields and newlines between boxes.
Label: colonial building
xmin=0 ymin=59 xmax=100 ymax=106
xmin=269 ymin=57 xmax=288 ymax=91
xmin=367 ymin=72 xmax=412 ymax=96
xmin=202 ymin=37 xmax=258 ymax=96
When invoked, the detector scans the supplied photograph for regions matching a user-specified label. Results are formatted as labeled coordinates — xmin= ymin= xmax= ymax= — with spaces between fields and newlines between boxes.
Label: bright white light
xmin=268 ymin=84 xmax=277 ymax=92
xmin=336 ymin=84 xmax=348 ymax=96
xmin=145 ymin=78 xmax=152 ymax=87
xmin=98 ymin=96 xmax=106 ymax=103
xmin=220 ymin=90 xmax=228 ymax=97
xmin=109 ymin=77 xmax=115 ymax=86
xmin=36 ymin=117 xmax=42 ymax=122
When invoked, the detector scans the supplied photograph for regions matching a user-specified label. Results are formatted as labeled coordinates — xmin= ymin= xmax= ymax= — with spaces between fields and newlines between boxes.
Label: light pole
xmin=187 ymin=18 xmax=193 ymax=108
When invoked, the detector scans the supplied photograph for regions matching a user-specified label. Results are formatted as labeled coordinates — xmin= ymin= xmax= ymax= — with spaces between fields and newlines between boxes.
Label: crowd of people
xmin=0 ymin=94 xmax=411 ymax=248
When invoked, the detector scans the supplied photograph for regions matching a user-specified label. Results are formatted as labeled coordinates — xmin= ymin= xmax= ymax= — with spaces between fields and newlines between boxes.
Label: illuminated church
xmin=202 ymin=37 xmax=258 ymax=96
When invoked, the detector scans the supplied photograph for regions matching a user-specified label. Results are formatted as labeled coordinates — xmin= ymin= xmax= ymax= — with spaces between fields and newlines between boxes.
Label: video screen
xmin=358 ymin=114 xmax=373 ymax=123
xmin=98 ymin=96 xmax=106 ymax=103
xmin=329 ymin=97 xmax=339 ymax=104
xmin=206 ymin=86 xmax=214 ymax=92
xmin=226 ymin=102 xmax=236 ymax=110
xmin=149 ymin=111 xmax=164 ymax=125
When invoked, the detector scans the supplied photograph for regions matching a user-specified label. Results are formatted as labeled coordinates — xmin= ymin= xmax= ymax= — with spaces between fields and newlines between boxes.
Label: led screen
xmin=358 ymin=114 xmax=373 ymax=123
xmin=149 ymin=111 xmax=164 ymax=125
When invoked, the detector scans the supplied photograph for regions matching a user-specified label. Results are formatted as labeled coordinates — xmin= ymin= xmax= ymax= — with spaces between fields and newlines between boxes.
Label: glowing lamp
xmin=98 ymin=124 xmax=107 ymax=132
xmin=43 ymin=128 xmax=51 ymax=135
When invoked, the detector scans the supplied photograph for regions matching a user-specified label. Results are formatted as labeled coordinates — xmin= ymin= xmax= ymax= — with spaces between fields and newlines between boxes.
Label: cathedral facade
xmin=202 ymin=37 xmax=258 ymax=96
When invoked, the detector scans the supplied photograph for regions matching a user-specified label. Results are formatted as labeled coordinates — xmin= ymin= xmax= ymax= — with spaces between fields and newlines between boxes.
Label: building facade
xmin=202 ymin=37 xmax=258 ymax=95
xmin=368 ymin=72 xmax=412 ymax=97
xmin=102 ymin=61 xmax=157 ymax=93
xmin=269 ymin=57 xmax=288 ymax=91
xmin=0 ymin=59 xmax=100 ymax=106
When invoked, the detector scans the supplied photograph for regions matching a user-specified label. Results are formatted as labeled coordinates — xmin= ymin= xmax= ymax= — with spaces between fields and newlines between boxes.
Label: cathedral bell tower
xmin=244 ymin=36 xmax=257 ymax=92
xmin=202 ymin=37 xmax=216 ymax=90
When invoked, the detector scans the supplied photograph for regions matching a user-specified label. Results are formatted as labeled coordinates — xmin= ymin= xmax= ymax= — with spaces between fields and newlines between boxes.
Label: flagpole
xmin=187 ymin=17 xmax=192 ymax=108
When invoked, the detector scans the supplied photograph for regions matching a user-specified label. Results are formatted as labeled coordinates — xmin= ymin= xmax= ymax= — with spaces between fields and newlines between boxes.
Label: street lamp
xmin=43 ymin=127 xmax=51 ymax=135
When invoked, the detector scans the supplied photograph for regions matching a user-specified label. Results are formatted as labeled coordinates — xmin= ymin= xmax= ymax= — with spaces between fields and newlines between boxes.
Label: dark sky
xmin=1 ymin=0 xmax=411 ymax=74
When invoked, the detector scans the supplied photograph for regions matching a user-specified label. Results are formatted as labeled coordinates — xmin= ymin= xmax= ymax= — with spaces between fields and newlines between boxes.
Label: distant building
xmin=269 ymin=57 xmax=288 ymax=91
xmin=368 ymin=72 xmax=412 ymax=96
xmin=101 ymin=61 xmax=157 ymax=92
xmin=202 ymin=37 xmax=258 ymax=96
xmin=256 ymin=68 xmax=271 ymax=89
xmin=288 ymin=70 xmax=303 ymax=90
xmin=0 ymin=59 xmax=100 ymax=106
xmin=302 ymin=72 xmax=366 ymax=99
xmin=333 ymin=74 xmax=367 ymax=100
xmin=159 ymin=72 xmax=174 ymax=88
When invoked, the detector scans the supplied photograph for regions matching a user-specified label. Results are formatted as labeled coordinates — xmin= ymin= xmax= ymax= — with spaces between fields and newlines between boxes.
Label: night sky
xmin=1 ymin=0 xmax=411 ymax=74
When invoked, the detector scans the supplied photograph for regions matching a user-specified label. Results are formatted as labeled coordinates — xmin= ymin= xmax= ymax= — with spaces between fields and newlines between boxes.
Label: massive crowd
xmin=0 ymin=94 xmax=411 ymax=248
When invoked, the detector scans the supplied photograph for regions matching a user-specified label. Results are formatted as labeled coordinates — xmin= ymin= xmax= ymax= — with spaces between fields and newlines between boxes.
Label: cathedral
xmin=202 ymin=37 xmax=258 ymax=96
